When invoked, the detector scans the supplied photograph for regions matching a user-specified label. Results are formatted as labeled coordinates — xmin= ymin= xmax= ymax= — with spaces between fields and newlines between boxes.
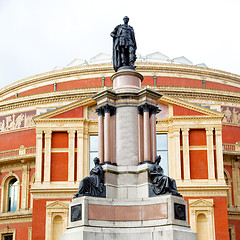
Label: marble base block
xmin=61 ymin=195 xmax=197 ymax=240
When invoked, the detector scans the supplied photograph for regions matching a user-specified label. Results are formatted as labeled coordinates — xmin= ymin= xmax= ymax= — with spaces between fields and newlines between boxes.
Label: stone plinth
xmin=111 ymin=69 xmax=143 ymax=93
xmin=61 ymin=195 xmax=197 ymax=240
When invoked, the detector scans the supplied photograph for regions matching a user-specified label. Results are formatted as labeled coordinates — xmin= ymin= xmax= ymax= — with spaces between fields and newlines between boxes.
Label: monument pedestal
xmin=61 ymin=69 xmax=197 ymax=240
xmin=61 ymin=195 xmax=196 ymax=240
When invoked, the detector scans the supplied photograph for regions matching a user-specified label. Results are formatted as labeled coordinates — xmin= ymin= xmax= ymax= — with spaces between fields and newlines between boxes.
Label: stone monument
xmin=61 ymin=17 xmax=197 ymax=240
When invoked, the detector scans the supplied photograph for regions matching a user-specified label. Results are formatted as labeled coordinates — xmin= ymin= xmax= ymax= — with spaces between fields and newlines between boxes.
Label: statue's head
xmin=155 ymin=155 xmax=161 ymax=164
xmin=93 ymin=157 xmax=100 ymax=164
xmin=123 ymin=16 xmax=129 ymax=24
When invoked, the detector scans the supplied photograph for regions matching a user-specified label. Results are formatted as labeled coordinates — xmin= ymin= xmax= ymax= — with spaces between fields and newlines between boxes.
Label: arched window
xmin=8 ymin=178 xmax=18 ymax=212
xmin=1 ymin=174 xmax=20 ymax=213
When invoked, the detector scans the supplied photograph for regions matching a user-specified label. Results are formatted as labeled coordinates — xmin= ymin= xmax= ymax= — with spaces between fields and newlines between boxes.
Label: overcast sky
xmin=0 ymin=0 xmax=240 ymax=89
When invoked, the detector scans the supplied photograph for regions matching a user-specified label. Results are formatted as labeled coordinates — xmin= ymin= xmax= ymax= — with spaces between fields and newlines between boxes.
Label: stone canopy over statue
xmin=111 ymin=16 xmax=137 ymax=72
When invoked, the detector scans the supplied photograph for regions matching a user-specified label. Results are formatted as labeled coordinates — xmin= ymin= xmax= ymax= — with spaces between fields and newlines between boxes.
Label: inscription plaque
xmin=71 ymin=204 xmax=82 ymax=222
xmin=174 ymin=203 xmax=186 ymax=221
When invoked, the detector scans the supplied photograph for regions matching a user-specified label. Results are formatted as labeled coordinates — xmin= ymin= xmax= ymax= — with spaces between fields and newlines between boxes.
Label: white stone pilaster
xmin=206 ymin=127 xmax=215 ymax=180
xmin=77 ymin=129 xmax=84 ymax=182
xmin=21 ymin=163 xmax=29 ymax=209
xmin=182 ymin=128 xmax=190 ymax=180
xmin=215 ymin=127 xmax=224 ymax=180
xmin=35 ymin=130 xmax=43 ymax=183
xmin=68 ymin=130 xmax=76 ymax=182
xmin=44 ymin=130 xmax=52 ymax=182
xmin=174 ymin=130 xmax=181 ymax=180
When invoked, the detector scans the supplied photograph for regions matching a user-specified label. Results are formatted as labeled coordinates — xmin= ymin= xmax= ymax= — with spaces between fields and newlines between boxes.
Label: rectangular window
xmin=89 ymin=135 xmax=98 ymax=170
xmin=156 ymin=133 xmax=168 ymax=175
xmin=4 ymin=235 xmax=13 ymax=240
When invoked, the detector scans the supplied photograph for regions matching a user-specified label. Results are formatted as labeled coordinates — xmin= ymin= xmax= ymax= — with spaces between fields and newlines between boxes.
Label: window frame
xmin=1 ymin=173 xmax=20 ymax=213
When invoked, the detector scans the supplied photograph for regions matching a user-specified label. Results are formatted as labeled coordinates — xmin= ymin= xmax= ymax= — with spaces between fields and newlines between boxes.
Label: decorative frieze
xmin=0 ymin=110 xmax=35 ymax=133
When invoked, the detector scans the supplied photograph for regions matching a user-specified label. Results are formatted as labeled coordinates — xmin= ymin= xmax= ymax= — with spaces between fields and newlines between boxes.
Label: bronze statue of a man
xmin=111 ymin=16 xmax=137 ymax=72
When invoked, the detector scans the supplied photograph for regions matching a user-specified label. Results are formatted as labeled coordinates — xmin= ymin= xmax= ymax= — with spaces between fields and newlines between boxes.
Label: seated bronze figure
xmin=74 ymin=157 xmax=105 ymax=198
xmin=148 ymin=155 xmax=181 ymax=197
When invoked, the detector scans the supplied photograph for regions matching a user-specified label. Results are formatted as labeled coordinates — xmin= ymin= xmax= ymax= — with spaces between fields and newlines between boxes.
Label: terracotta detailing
xmin=58 ymin=78 xmax=103 ymax=90
xmin=228 ymin=219 xmax=240 ymax=240
xmin=173 ymin=105 xmax=206 ymax=116
xmin=18 ymin=84 xmax=54 ymax=97
xmin=88 ymin=203 xmax=167 ymax=221
xmin=0 ymin=222 xmax=32 ymax=239
xmin=51 ymin=106 xmax=84 ymax=118
xmin=51 ymin=152 xmax=68 ymax=181
xmin=190 ymin=150 xmax=208 ymax=179
xmin=51 ymin=132 xmax=68 ymax=148
xmin=138 ymin=113 xmax=143 ymax=163
xmin=224 ymin=165 xmax=232 ymax=178
xmin=222 ymin=125 xmax=240 ymax=144
xmin=189 ymin=129 xmax=207 ymax=146
xmin=32 ymin=198 xmax=71 ymax=240
xmin=4 ymin=75 xmax=240 ymax=100
xmin=0 ymin=129 xmax=36 ymax=151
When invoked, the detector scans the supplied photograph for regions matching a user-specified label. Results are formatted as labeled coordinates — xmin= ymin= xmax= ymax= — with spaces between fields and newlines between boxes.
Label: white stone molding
xmin=1 ymin=173 xmax=21 ymax=213
xmin=215 ymin=127 xmax=224 ymax=180
xmin=228 ymin=224 xmax=236 ymax=240
xmin=45 ymin=201 xmax=69 ymax=240
xmin=28 ymin=227 xmax=32 ymax=240
xmin=68 ymin=130 xmax=76 ymax=182
xmin=232 ymin=159 xmax=240 ymax=207
xmin=167 ymin=131 xmax=175 ymax=178
xmin=77 ymin=129 xmax=84 ymax=182
xmin=224 ymin=169 xmax=233 ymax=207
xmin=182 ymin=128 xmax=190 ymax=180
xmin=44 ymin=130 xmax=52 ymax=183
xmin=189 ymin=198 xmax=215 ymax=240
xmin=206 ymin=127 xmax=215 ymax=180
xmin=29 ymin=173 xmax=35 ymax=209
xmin=35 ymin=130 xmax=43 ymax=183
xmin=0 ymin=227 xmax=16 ymax=240
xmin=174 ymin=130 xmax=181 ymax=180
xmin=21 ymin=164 xmax=30 ymax=210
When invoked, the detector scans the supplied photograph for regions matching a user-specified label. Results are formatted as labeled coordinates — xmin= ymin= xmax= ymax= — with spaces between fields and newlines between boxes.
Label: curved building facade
xmin=0 ymin=56 xmax=239 ymax=240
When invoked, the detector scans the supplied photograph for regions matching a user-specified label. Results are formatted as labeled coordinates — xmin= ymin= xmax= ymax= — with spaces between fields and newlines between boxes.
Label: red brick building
xmin=0 ymin=53 xmax=239 ymax=240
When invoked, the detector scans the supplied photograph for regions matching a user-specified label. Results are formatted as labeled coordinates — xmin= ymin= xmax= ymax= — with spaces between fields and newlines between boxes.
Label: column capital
xmin=44 ymin=130 xmax=52 ymax=136
xmin=173 ymin=130 xmax=180 ymax=137
xmin=96 ymin=107 xmax=104 ymax=116
xmin=138 ymin=103 xmax=160 ymax=114
xmin=215 ymin=127 xmax=222 ymax=133
xmin=181 ymin=128 xmax=190 ymax=135
xmin=206 ymin=127 xmax=214 ymax=135
xmin=68 ymin=130 xmax=76 ymax=137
